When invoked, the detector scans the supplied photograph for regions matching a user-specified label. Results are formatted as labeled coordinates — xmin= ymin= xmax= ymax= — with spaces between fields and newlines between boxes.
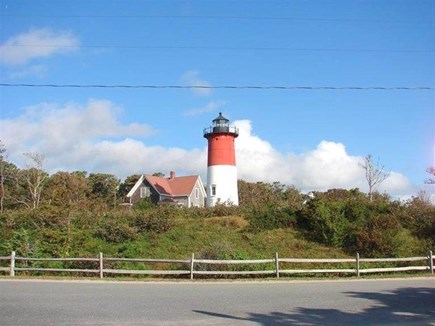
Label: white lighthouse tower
xmin=203 ymin=112 xmax=239 ymax=207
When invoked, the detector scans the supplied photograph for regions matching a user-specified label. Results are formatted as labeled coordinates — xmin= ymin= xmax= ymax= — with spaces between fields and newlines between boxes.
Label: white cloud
xmin=1 ymin=100 xmax=155 ymax=174
xmin=0 ymin=28 xmax=80 ymax=66
xmin=182 ymin=100 xmax=226 ymax=116
xmin=291 ymin=140 xmax=364 ymax=191
xmin=1 ymin=104 xmax=420 ymax=198
xmin=233 ymin=119 xmax=417 ymax=197
xmin=180 ymin=70 xmax=212 ymax=97
xmin=235 ymin=120 xmax=292 ymax=183
xmin=91 ymin=140 xmax=206 ymax=178
xmin=380 ymin=172 xmax=415 ymax=197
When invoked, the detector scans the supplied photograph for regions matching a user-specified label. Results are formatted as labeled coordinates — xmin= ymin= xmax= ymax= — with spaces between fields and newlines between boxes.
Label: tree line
xmin=0 ymin=143 xmax=434 ymax=260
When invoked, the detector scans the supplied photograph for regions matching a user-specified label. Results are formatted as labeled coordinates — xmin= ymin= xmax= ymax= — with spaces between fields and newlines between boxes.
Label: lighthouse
xmin=203 ymin=112 xmax=239 ymax=207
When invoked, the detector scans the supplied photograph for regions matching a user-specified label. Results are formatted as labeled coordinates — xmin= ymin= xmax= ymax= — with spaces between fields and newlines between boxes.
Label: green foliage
xmin=0 ymin=175 xmax=433 ymax=264
xmin=117 ymin=174 xmax=141 ymax=198
xmin=132 ymin=207 xmax=174 ymax=233
xmin=94 ymin=208 xmax=176 ymax=243
xmin=210 ymin=203 xmax=243 ymax=217
xmin=349 ymin=214 xmax=423 ymax=257
xmin=0 ymin=228 xmax=40 ymax=257
xmin=87 ymin=173 xmax=120 ymax=207
xmin=398 ymin=196 xmax=435 ymax=247
xmin=297 ymin=189 xmax=431 ymax=257
xmin=198 ymin=240 xmax=246 ymax=260
xmin=43 ymin=171 xmax=91 ymax=208
xmin=245 ymin=203 xmax=296 ymax=232
xmin=238 ymin=180 xmax=303 ymax=211
xmin=238 ymin=180 xmax=303 ymax=232
xmin=298 ymin=197 xmax=350 ymax=247
xmin=95 ymin=213 xmax=138 ymax=243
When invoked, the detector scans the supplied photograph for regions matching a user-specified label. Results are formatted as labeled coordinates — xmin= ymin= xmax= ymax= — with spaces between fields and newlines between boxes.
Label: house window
xmin=211 ymin=184 xmax=216 ymax=196
xmin=140 ymin=186 xmax=150 ymax=198
xmin=195 ymin=188 xmax=199 ymax=199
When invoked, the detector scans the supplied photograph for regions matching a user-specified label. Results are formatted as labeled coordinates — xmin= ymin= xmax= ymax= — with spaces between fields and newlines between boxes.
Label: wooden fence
xmin=0 ymin=251 xmax=433 ymax=279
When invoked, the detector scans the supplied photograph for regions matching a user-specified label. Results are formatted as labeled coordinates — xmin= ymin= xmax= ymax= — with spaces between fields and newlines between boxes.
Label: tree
xmin=118 ymin=174 xmax=141 ymax=198
xmin=87 ymin=173 xmax=120 ymax=207
xmin=1 ymin=161 xmax=22 ymax=209
xmin=0 ymin=140 xmax=5 ymax=212
xmin=44 ymin=171 xmax=91 ymax=208
xmin=359 ymin=154 xmax=390 ymax=202
xmin=22 ymin=153 xmax=48 ymax=209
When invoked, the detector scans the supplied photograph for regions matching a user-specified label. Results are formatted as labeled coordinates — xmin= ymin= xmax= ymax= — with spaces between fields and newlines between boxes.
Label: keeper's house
xmin=126 ymin=171 xmax=206 ymax=207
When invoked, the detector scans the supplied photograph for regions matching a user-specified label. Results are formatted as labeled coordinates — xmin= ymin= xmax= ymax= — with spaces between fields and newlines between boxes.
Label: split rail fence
xmin=0 ymin=251 xmax=433 ymax=279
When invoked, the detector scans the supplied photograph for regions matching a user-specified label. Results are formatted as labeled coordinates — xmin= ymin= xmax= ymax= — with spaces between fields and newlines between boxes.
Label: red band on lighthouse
xmin=206 ymin=134 xmax=236 ymax=166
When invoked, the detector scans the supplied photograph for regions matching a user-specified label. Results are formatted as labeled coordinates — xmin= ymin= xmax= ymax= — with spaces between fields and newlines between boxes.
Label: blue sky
xmin=0 ymin=0 xmax=434 ymax=199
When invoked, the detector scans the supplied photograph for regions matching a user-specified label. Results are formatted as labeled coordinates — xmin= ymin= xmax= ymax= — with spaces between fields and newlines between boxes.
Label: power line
xmin=1 ymin=83 xmax=434 ymax=90
xmin=1 ymin=13 xmax=432 ymax=25
xmin=1 ymin=44 xmax=432 ymax=53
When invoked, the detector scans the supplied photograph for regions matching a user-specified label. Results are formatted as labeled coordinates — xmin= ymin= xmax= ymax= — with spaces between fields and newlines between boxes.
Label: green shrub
xmin=298 ymin=198 xmax=349 ymax=247
xmin=350 ymin=214 xmax=417 ymax=257
xmin=0 ymin=228 xmax=40 ymax=257
xmin=94 ymin=213 xmax=138 ymax=243
xmin=133 ymin=208 xmax=174 ymax=233
xmin=246 ymin=204 xmax=296 ymax=232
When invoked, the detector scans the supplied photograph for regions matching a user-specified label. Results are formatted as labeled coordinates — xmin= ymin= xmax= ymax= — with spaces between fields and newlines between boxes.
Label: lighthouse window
xmin=211 ymin=184 xmax=216 ymax=196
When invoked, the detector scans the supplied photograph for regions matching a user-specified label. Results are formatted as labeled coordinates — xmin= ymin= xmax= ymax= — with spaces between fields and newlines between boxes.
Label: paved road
xmin=0 ymin=278 xmax=434 ymax=325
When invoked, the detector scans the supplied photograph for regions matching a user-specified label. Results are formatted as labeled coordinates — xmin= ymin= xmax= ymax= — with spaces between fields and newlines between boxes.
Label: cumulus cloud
xmin=291 ymin=141 xmax=364 ymax=191
xmin=91 ymin=140 xmax=206 ymax=178
xmin=235 ymin=120 xmax=292 ymax=183
xmin=233 ymin=119 xmax=416 ymax=197
xmin=0 ymin=28 xmax=80 ymax=66
xmin=180 ymin=70 xmax=212 ymax=97
xmin=1 ymin=100 xmax=156 ymax=174
xmin=1 ymin=103 xmax=418 ymax=198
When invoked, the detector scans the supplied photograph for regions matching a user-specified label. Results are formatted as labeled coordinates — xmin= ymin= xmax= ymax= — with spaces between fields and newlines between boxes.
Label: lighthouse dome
xmin=212 ymin=112 xmax=230 ymax=133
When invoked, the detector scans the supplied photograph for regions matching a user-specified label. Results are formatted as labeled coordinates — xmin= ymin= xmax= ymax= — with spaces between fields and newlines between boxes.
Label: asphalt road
xmin=0 ymin=278 xmax=434 ymax=325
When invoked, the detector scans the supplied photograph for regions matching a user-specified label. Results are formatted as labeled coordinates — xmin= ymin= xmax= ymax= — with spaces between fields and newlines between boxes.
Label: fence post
xmin=99 ymin=252 xmax=104 ymax=279
xmin=10 ymin=251 xmax=15 ymax=277
xmin=190 ymin=253 xmax=195 ymax=280
xmin=429 ymin=250 xmax=433 ymax=274
xmin=275 ymin=252 xmax=280 ymax=278
xmin=356 ymin=252 xmax=360 ymax=277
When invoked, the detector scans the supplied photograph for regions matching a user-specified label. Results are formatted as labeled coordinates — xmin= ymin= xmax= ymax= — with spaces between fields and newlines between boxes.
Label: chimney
xmin=169 ymin=171 xmax=176 ymax=179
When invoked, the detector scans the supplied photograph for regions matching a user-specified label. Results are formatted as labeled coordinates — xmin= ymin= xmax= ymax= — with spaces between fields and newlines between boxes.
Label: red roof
xmin=144 ymin=174 xmax=199 ymax=196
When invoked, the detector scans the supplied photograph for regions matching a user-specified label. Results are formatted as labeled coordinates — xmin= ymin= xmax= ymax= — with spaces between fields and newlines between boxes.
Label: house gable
xmin=126 ymin=173 xmax=206 ymax=207
xmin=126 ymin=175 xmax=144 ymax=198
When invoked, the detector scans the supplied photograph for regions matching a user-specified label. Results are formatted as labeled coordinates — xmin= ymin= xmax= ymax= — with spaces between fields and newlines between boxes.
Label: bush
xmin=398 ymin=197 xmax=435 ymax=247
xmin=94 ymin=213 xmax=138 ymax=243
xmin=211 ymin=203 xmax=243 ymax=217
xmin=298 ymin=198 xmax=349 ymax=247
xmin=351 ymin=214 xmax=415 ymax=257
xmin=133 ymin=208 xmax=174 ymax=233
xmin=0 ymin=228 xmax=40 ymax=257
xmin=196 ymin=240 xmax=248 ymax=274
xmin=246 ymin=204 xmax=296 ymax=232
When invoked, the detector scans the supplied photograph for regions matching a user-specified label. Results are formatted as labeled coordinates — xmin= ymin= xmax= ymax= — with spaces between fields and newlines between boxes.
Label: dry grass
xmin=206 ymin=215 xmax=249 ymax=230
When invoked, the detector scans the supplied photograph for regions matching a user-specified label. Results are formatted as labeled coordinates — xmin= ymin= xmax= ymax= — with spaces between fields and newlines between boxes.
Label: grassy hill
xmin=116 ymin=215 xmax=349 ymax=260
xmin=1 ymin=186 xmax=433 ymax=276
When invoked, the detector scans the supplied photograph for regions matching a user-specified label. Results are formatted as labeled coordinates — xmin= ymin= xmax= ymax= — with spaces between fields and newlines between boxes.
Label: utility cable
xmin=0 ymin=84 xmax=434 ymax=90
